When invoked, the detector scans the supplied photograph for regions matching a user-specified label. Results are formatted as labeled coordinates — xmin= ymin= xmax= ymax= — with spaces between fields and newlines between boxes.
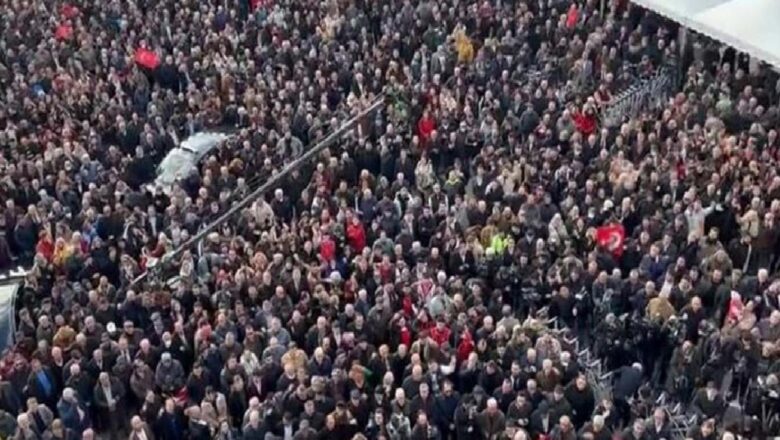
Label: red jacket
xmin=573 ymin=111 xmax=597 ymax=136
xmin=676 ymin=160 xmax=687 ymax=180
xmin=399 ymin=326 xmax=412 ymax=347
xmin=378 ymin=261 xmax=394 ymax=284
xmin=319 ymin=235 xmax=336 ymax=263
xmin=417 ymin=116 xmax=436 ymax=144
xmin=402 ymin=295 xmax=413 ymax=317
xmin=566 ymin=5 xmax=579 ymax=28
xmin=430 ymin=325 xmax=451 ymax=347
xmin=36 ymin=239 xmax=54 ymax=262
xmin=345 ymin=221 xmax=366 ymax=252
xmin=457 ymin=331 xmax=474 ymax=362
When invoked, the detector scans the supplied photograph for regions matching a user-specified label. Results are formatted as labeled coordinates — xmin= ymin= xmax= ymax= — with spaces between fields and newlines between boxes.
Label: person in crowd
xmin=56 ymin=389 xmax=89 ymax=435
xmin=93 ymin=372 xmax=126 ymax=440
xmin=2 ymin=0 xmax=780 ymax=439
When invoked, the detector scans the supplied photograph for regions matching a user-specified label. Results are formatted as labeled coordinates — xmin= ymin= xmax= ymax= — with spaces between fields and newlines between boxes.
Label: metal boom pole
xmin=128 ymin=95 xmax=386 ymax=288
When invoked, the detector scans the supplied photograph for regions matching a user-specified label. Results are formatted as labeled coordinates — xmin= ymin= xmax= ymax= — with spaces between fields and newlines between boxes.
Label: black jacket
xmin=564 ymin=384 xmax=595 ymax=428
xmin=612 ymin=366 xmax=643 ymax=400
xmin=528 ymin=409 xmax=554 ymax=439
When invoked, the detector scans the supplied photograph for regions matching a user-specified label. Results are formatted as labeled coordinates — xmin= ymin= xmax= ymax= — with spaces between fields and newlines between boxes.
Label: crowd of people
xmin=1 ymin=0 xmax=780 ymax=439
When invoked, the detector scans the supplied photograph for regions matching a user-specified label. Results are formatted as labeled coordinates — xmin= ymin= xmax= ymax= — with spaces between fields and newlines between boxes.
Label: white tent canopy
xmin=632 ymin=0 xmax=780 ymax=69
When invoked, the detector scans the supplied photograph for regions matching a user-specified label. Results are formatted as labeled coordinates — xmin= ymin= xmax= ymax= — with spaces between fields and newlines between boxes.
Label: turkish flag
xmin=566 ymin=5 xmax=579 ymax=29
xmin=134 ymin=48 xmax=160 ymax=70
xmin=55 ymin=24 xmax=73 ymax=41
xmin=596 ymin=224 xmax=625 ymax=258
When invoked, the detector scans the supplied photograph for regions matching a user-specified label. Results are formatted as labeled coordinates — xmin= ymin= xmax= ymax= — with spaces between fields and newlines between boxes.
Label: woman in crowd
xmin=1 ymin=0 xmax=780 ymax=439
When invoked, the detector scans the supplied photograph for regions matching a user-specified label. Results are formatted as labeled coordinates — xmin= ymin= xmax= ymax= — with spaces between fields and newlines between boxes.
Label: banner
xmin=595 ymin=223 xmax=625 ymax=258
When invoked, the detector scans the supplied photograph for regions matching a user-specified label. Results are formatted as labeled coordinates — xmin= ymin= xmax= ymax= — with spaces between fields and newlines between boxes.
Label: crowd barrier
xmin=601 ymin=64 xmax=679 ymax=127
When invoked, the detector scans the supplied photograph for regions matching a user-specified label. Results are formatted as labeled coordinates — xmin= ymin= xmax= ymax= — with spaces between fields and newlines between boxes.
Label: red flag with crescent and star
xmin=596 ymin=223 xmax=625 ymax=258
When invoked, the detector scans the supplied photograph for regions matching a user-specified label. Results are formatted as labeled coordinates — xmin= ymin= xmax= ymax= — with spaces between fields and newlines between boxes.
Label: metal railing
xmin=551 ymin=321 xmax=696 ymax=440
xmin=601 ymin=63 xmax=679 ymax=127
xmin=127 ymin=95 xmax=386 ymax=289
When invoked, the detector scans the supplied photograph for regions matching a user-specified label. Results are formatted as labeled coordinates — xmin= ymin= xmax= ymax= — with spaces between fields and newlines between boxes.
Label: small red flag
xmin=596 ymin=224 xmax=625 ymax=258
xmin=134 ymin=48 xmax=160 ymax=70
xmin=55 ymin=24 xmax=73 ymax=41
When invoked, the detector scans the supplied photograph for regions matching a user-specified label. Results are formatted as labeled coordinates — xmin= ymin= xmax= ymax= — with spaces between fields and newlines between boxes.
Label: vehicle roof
xmin=154 ymin=131 xmax=231 ymax=191
xmin=155 ymin=151 xmax=197 ymax=190
xmin=179 ymin=132 xmax=230 ymax=156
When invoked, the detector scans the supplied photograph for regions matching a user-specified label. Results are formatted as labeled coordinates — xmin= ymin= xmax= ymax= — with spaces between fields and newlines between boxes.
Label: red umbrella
xmin=55 ymin=24 xmax=73 ymax=41
xmin=134 ymin=48 xmax=160 ymax=70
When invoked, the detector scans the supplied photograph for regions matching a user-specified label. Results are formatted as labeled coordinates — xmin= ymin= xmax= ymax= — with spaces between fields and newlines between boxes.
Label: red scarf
xmin=430 ymin=325 xmax=451 ymax=347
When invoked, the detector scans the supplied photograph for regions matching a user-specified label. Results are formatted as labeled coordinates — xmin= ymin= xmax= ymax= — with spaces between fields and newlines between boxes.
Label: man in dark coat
xmin=187 ymin=405 xmax=212 ymax=440
xmin=25 ymin=359 xmax=57 ymax=409
xmin=565 ymin=375 xmax=596 ymax=428
xmin=57 ymin=388 xmax=90 ymax=434
xmin=432 ymin=380 xmax=459 ymax=439
xmin=93 ymin=372 xmax=126 ymax=439
xmin=612 ymin=363 xmax=643 ymax=426
xmin=477 ymin=398 xmax=506 ymax=440
xmin=529 ymin=403 xmax=554 ymax=440
xmin=690 ymin=382 xmax=725 ymax=421
xmin=155 ymin=398 xmax=185 ymax=440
